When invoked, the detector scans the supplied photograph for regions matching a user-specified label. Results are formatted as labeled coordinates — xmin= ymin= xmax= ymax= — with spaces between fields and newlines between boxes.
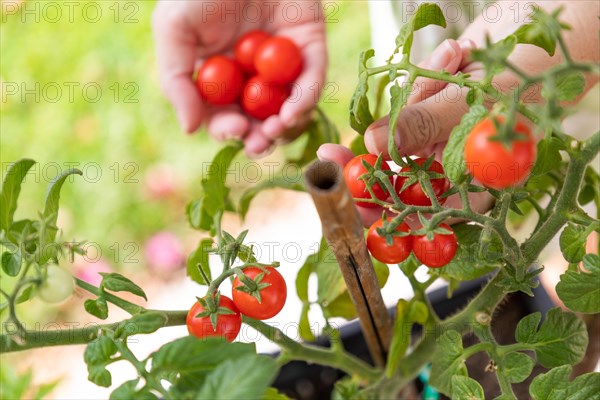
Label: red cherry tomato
xmin=234 ymin=30 xmax=270 ymax=74
xmin=395 ymin=158 xmax=450 ymax=206
xmin=413 ymin=224 xmax=458 ymax=268
xmin=186 ymin=295 xmax=241 ymax=342
xmin=464 ymin=117 xmax=536 ymax=189
xmin=343 ymin=154 xmax=392 ymax=208
xmin=241 ymin=76 xmax=290 ymax=120
xmin=196 ymin=56 xmax=244 ymax=105
xmin=367 ymin=218 xmax=412 ymax=264
xmin=254 ymin=36 xmax=303 ymax=84
xmin=232 ymin=266 xmax=287 ymax=320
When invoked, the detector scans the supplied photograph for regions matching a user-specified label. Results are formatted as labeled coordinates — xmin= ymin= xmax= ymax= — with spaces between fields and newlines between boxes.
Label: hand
xmin=152 ymin=0 xmax=327 ymax=157
xmin=318 ymin=38 xmax=494 ymax=227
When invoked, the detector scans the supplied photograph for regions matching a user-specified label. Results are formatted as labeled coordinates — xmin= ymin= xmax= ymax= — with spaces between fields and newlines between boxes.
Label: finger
xmin=206 ymin=107 xmax=250 ymax=141
xmin=408 ymin=39 xmax=464 ymax=106
xmin=152 ymin=7 xmax=204 ymax=133
xmin=243 ymin=123 xmax=273 ymax=158
xmin=458 ymin=39 xmax=477 ymax=70
xmin=316 ymin=144 xmax=355 ymax=167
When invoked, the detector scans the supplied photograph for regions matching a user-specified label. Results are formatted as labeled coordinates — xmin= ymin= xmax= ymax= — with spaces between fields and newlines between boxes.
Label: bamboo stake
xmin=304 ymin=160 xmax=392 ymax=367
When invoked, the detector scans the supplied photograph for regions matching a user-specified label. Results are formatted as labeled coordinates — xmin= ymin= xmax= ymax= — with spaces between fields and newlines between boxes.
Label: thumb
xmin=364 ymin=40 xmax=471 ymax=157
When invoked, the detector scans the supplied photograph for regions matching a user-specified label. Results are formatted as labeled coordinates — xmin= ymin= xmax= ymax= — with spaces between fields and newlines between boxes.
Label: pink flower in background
xmin=144 ymin=232 xmax=185 ymax=271
xmin=144 ymin=163 xmax=182 ymax=199
xmin=74 ymin=258 xmax=113 ymax=287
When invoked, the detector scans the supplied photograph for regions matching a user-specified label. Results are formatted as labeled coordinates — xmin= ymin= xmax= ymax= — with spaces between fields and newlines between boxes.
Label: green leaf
xmin=532 ymin=137 xmax=565 ymax=176
xmin=442 ymin=105 xmax=487 ymax=183
xmin=387 ymin=81 xmax=414 ymax=165
xmin=100 ymin=272 xmax=147 ymax=300
xmin=500 ymin=352 xmax=535 ymax=383
xmin=552 ymin=71 xmax=586 ymax=102
xmin=152 ymin=337 xmax=255 ymax=375
xmin=115 ymin=311 xmax=168 ymax=338
xmin=316 ymin=244 xmax=345 ymax=306
xmin=88 ymin=366 xmax=112 ymax=387
xmin=349 ymin=135 xmax=368 ymax=156
xmin=578 ymin=166 xmax=599 ymax=206
xmin=262 ymin=387 xmax=290 ymax=400
xmin=451 ymin=375 xmax=484 ymax=400
xmin=1 ymin=250 xmax=21 ymax=276
xmin=393 ymin=3 xmax=446 ymax=55
xmin=0 ymin=159 xmax=36 ymax=232
xmin=430 ymin=330 xmax=467 ymax=396
xmin=349 ymin=50 xmax=375 ymax=134
xmin=511 ymin=6 xmax=561 ymax=56
xmin=195 ymin=355 xmax=278 ymax=400
xmin=84 ymin=336 xmax=118 ymax=387
xmin=516 ymin=308 xmax=588 ymax=368
xmin=559 ymin=223 xmax=587 ymax=263
xmin=298 ymin=303 xmax=315 ymax=341
xmin=385 ymin=299 xmax=410 ymax=378
xmin=84 ymin=297 xmax=109 ymax=320
xmin=186 ymin=196 xmax=214 ymax=232
xmin=201 ymin=142 xmax=243 ymax=217
xmin=530 ymin=364 xmax=600 ymax=400
xmin=238 ymin=174 xmax=304 ymax=219
xmin=110 ymin=380 xmax=158 ymax=400
xmin=187 ymin=239 xmax=213 ymax=285
xmin=322 ymin=291 xmax=357 ymax=320
xmin=556 ymin=253 xmax=600 ymax=313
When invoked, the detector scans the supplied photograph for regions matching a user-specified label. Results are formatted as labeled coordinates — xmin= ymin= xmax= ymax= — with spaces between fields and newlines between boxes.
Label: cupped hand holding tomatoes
xmin=232 ymin=266 xmax=287 ymax=320
xmin=412 ymin=224 xmax=458 ymax=268
xmin=367 ymin=218 xmax=412 ymax=264
xmin=186 ymin=295 xmax=242 ymax=342
xmin=343 ymin=154 xmax=392 ymax=208
xmin=395 ymin=158 xmax=450 ymax=206
xmin=464 ymin=117 xmax=536 ymax=189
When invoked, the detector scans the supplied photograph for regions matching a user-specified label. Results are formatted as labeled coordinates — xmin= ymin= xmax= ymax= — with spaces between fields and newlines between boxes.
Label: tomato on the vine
xmin=37 ymin=264 xmax=74 ymax=303
xmin=186 ymin=295 xmax=242 ymax=342
xmin=254 ymin=37 xmax=303 ymax=84
xmin=241 ymin=76 xmax=290 ymax=120
xmin=367 ymin=218 xmax=412 ymax=264
xmin=196 ymin=55 xmax=244 ymax=105
xmin=343 ymin=154 xmax=392 ymax=208
xmin=464 ymin=117 xmax=536 ymax=189
xmin=412 ymin=224 xmax=458 ymax=268
xmin=234 ymin=30 xmax=270 ymax=74
xmin=232 ymin=266 xmax=286 ymax=320
xmin=395 ymin=158 xmax=450 ymax=206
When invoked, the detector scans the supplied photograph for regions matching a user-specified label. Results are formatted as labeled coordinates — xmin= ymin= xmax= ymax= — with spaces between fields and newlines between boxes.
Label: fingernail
xmin=428 ymin=40 xmax=457 ymax=70
xmin=458 ymin=38 xmax=476 ymax=51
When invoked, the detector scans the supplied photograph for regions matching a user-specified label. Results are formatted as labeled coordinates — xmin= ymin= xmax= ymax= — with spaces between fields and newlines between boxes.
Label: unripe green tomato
xmin=38 ymin=264 xmax=74 ymax=303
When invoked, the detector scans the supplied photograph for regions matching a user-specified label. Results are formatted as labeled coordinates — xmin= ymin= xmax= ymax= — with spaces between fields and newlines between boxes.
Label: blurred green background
xmin=0 ymin=0 xmax=369 ymax=271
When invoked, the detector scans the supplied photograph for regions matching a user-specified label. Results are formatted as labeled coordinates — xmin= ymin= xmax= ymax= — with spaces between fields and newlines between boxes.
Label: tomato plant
xmin=241 ymin=76 xmax=290 ymax=120
xmin=37 ymin=264 xmax=74 ymax=303
xmin=196 ymin=55 xmax=244 ymax=105
xmin=395 ymin=158 xmax=450 ymax=206
xmin=366 ymin=218 xmax=412 ymax=264
xmin=232 ymin=266 xmax=287 ymax=320
xmin=186 ymin=295 xmax=242 ymax=342
xmin=254 ymin=36 xmax=303 ymax=84
xmin=412 ymin=224 xmax=458 ymax=268
xmin=464 ymin=117 xmax=536 ymax=189
xmin=234 ymin=30 xmax=270 ymax=74
xmin=343 ymin=154 xmax=392 ymax=208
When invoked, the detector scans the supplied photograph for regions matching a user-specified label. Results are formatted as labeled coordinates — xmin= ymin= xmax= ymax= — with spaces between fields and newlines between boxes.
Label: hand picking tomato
xmin=367 ymin=218 xmax=412 ymax=264
xmin=254 ymin=36 xmax=303 ymax=84
xmin=37 ymin=264 xmax=74 ymax=303
xmin=464 ymin=117 xmax=536 ymax=189
xmin=343 ymin=154 xmax=392 ymax=208
xmin=232 ymin=266 xmax=287 ymax=320
xmin=196 ymin=55 xmax=244 ymax=105
xmin=241 ymin=76 xmax=291 ymax=120
xmin=412 ymin=224 xmax=458 ymax=268
xmin=395 ymin=158 xmax=450 ymax=206
xmin=186 ymin=295 xmax=242 ymax=342
xmin=234 ymin=30 xmax=270 ymax=74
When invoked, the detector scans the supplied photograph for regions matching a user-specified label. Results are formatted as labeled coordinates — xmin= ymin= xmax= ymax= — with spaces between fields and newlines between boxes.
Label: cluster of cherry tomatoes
xmin=196 ymin=30 xmax=303 ymax=120
xmin=186 ymin=266 xmax=287 ymax=342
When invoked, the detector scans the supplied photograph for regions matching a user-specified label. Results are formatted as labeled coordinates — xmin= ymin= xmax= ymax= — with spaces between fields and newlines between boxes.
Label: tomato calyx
xmin=411 ymin=213 xmax=454 ymax=241
xmin=194 ymin=292 xmax=236 ymax=330
xmin=396 ymin=156 xmax=448 ymax=202
xmin=358 ymin=155 xmax=394 ymax=198
xmin=376 ymin=213 xmax=411 ymax=247
xmin=233 ymin=267 xmax=273 ymax=304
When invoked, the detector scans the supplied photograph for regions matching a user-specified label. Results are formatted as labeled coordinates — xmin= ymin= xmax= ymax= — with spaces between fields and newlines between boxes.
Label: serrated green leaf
xmin=430 ymin=330 xmax=468 ymax=396
xmin=556 ymin=253 xmax=600 ymax=313
xmin=500 ymin=352 xmax=535 ymax=383
xmin=84 ymin=335 xmax=118 ymax=365
xmin=186 ymin=197 xmax=213 ymax=232
xmin=530 ymin=364 xmax=600 ymax=400
xmin=1 ymin=250 xmax=21 ymax=276
xmin=512 ymin=7 xmax=560 ymax=56
xmin=559 ymin=223 xmax=587 ymax=263
xmin=552 ymin=71 xmax=586 ymax=102
xmin=0 ymin=159 xmax=36 ymax=232
xmin=88 ymin=365 xmax=112 ymax=387
xmin=195 ymin=355 xmax=278 ymax=400
xmin=393 ymin=3 xmax=446 ymax=55
xmin=84 ymin=297 xmax=109 ymax=320
xmin=443 ymin=105 xmax=487 ymax=183
xmin=516 ymin=308 xmax=588 ymax=368
xmin=388 ymin=81 xmax=414 ymax=164
xmin=100 ymin=272 xmax=147 ymax=300
xmin=201 ymin=142 xmax=243 ymax=217
xmin=451 ymin=375 xmax=484 ymax=400
xmin=532 ymin=137 xmax=564 ymax=176
xmin=262 ymin=387 xmax=290 ymax=400
xmin=349 ymin=50 xmax=375 ymax=134
xmin=115 ymin=311 xmax=168 ymax=338
xmin=187 ymin=239 xmax=213 ymax=285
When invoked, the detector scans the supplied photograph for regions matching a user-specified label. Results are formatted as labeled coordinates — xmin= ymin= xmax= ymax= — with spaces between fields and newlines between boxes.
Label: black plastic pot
xmin=271 ymin=276 xmax=555 ymax=400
